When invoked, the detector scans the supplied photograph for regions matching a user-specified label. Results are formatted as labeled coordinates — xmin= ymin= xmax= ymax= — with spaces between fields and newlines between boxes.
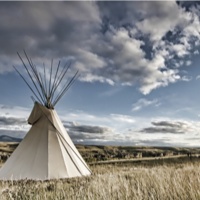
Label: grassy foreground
xmin=0 ymin=158 xmax=200 ymax=200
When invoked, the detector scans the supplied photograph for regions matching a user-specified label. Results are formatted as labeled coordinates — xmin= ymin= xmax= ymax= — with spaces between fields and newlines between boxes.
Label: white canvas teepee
xmin=0 ymin=52 xmax=91 ymax=180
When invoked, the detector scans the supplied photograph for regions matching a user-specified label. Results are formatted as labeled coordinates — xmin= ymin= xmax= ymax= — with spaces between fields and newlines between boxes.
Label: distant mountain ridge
xmin=0 ymin=135 xmax=22 ymax=142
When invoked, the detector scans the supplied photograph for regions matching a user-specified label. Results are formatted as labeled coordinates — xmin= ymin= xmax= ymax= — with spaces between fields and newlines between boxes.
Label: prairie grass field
xmin=0 ymin=157 xmax=200 ymax=200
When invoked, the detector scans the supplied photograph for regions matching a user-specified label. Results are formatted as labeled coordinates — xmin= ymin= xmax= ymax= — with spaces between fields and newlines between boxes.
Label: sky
xmin=1 ymin=1 xmax=200 ymax=147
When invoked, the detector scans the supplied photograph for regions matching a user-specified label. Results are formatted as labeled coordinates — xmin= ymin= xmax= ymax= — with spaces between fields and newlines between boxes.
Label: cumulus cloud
xmin=63 ymin=121 xmax=115 ymax=143
xmin=0 ymin=116 xmax=26 ymax=125
xmin=0 ymin=116 xmax=29 ymax=140
xmin=64 ymin=122 xmax=111 ymax=134
xmin=140 ymin=120 xmax=194 ymax=134
xmin=1 ymin=1 xmax=200 ymax=94
xmin=136 ymin=1 xmax=185 ymax=41
xmin=0 ymin=105 xmax=31 ymax=140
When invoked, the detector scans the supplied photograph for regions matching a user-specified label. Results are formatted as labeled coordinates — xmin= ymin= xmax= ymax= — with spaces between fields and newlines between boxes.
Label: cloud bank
xmin=1 ymin=104 xmax=200 ymax=146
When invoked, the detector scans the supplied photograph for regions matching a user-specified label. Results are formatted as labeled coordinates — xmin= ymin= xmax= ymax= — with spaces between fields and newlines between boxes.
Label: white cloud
xmin=0 ymin=104 xmax=30 ymax=118
xmin=110 ymin=114 xmax=135 ymax=124
xmin=196 ymin=75 xmax=200 ymax=80
xmin=132 ymin=98 xmax=159 ymax=111
xmin=171 ymin=43 xmax=190 ymax=57
xmin=136 ymin=1 xmax=187 ymax=42
xmin=75 ymin=49 xmax=106 ymax=70
xmin=79 ymin=74 xmax=115 ymax=85
xmin=185 ymin=60 xmax=192 ymax=66
xmin=182 ymin=11 xmax=200 ymax=40
xmin=181 ymin=75 xmax=192 ymax=82
xmin=0 ymin=105 xmax=30 ymax=138
xmin=110 ymin=28 xmax=145 ymax=65
xmin=139 ymin=69 xmax=180 ymax=95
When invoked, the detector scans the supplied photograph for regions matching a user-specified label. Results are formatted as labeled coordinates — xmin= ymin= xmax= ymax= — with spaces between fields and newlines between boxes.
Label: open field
xmin=0 ymin=143 xmax=200 ymax=199
xmin=0 ymin=157 xmax=200 ymax=200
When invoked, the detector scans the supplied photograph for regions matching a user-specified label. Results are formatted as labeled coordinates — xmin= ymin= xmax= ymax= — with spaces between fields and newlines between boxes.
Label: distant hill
xmin=0 ymin=135 xmax=22 ymax=142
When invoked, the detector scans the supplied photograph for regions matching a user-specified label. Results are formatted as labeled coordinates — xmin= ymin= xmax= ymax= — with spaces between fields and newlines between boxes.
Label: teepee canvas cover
xmin=0 ymin=52 xmax=91 ymax=180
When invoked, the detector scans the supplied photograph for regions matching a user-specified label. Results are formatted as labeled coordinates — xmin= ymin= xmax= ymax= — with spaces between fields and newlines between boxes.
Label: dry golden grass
xmin=0 ymin=159 xmax=200 ymax=200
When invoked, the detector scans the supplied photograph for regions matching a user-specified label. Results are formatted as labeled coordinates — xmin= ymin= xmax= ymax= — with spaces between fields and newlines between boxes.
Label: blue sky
xmin=1 ymin=1 xmax=200 ymax=146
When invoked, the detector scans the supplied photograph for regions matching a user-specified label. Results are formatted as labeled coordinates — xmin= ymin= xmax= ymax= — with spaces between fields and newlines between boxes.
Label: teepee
xmin=0 ymin=51 xmax=91 ymax=180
